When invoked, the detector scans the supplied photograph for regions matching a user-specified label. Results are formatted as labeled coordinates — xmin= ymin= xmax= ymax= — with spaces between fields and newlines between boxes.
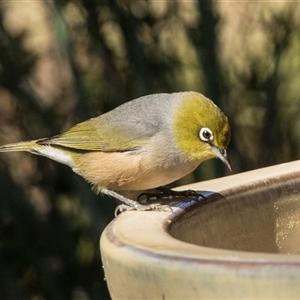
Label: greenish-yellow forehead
xmin=172 ymin=93 xmax=230 ymax=159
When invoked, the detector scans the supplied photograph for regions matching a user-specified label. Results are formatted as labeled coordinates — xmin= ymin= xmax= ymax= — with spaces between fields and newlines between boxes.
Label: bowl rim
xmin=101 ymin=160 xmax=300 ymax=267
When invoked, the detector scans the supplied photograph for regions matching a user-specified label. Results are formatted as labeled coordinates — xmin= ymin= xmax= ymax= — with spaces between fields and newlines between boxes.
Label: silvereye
xmin=0 ymin=92 xmax=231 ymax=213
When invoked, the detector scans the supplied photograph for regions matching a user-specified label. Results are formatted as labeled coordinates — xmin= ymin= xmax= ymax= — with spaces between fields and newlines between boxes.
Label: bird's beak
xmin=212 ymin=146 xmax=232 ymax=171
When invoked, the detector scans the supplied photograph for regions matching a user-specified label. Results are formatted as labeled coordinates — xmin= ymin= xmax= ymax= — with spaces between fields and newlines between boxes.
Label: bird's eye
xmin=199 ymin=127 xmax=213 ymax=142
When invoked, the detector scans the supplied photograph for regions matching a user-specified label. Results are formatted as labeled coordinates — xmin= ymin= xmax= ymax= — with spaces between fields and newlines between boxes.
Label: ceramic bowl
xmin=101 ymin=161 xmax=300 ymax=299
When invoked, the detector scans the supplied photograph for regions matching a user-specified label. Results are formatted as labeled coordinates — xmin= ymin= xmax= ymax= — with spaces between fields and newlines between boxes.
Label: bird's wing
xmin=37 ymin=93 xmax=176 ymax=152
xmin=37 ymin=114 xmax=157 ymax=152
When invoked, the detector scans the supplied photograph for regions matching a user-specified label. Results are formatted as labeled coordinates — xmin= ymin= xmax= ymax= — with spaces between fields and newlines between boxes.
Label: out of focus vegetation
xmin=0 ymin=1 xmax=300 ymax=299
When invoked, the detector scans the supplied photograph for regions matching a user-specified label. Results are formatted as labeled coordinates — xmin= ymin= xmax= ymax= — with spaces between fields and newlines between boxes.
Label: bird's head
xmin=173 ymin=92 xmax=231 ymax=170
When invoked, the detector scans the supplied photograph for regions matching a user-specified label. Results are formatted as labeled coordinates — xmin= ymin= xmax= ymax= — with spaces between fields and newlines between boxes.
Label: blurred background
xmin=0 ymin=1 xmax=300 ymax=299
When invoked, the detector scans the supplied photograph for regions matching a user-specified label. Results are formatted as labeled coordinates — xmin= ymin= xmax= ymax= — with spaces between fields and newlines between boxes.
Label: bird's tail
xmin=0 ymin=140 xmax=38 ymax=153
xmin=0 ymin=140 xmax=74 ymax=167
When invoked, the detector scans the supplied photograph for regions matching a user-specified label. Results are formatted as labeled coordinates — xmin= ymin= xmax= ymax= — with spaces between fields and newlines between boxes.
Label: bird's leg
xmin=138 ymin=186 xmax=199 ymax=202
xmin=102 ymin=189 xmax=172 ymax=216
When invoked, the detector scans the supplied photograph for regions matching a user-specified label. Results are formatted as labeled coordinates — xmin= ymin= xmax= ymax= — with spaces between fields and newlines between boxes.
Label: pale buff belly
xmin=72 ymin=150 xmax=200 ymax=191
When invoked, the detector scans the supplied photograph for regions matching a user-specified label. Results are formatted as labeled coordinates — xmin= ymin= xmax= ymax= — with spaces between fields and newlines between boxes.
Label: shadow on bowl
xmin=170 ymin=186 xmax=300 ymax=254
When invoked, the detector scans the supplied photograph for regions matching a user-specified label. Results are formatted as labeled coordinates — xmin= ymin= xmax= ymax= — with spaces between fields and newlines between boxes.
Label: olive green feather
xmin=36 ymin=93 xmax=180 ymax=152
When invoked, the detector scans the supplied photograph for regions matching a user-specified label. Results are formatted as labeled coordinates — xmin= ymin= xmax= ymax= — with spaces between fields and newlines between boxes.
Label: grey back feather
xmin=40 ymin=92 xmax=184 ymax=152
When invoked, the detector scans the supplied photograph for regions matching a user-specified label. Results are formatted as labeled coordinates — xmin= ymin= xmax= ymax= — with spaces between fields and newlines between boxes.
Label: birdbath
xmin=100 ymin=160 xmax=300 ymax=299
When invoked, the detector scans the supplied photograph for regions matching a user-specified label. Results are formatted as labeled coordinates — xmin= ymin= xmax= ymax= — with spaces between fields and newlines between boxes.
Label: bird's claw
xmin=138 ymin=188 xmax=199 ymax=202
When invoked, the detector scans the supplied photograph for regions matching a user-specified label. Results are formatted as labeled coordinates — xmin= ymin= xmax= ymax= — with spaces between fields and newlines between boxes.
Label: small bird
xmin=0 ymin=92 xmax=231 ymax=213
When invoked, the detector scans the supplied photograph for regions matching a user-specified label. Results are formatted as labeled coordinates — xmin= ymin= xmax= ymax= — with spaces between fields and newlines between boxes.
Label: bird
xmin=0 ymin=92 xmax=231 ymax=214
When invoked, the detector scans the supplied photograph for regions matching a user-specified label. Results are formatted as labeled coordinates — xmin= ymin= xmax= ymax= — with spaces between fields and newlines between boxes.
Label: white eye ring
xmin=199 ymin=127 xmax=213 ymax=142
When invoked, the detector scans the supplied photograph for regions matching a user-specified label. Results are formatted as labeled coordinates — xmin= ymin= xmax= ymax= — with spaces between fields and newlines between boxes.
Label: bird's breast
xmin=72 ymin=149 xmax=200 ymax=192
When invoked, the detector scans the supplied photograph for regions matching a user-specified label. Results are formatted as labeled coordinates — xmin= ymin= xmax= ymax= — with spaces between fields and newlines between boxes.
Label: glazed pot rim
xmin=102 ymin=160 xmax=300 ymax=265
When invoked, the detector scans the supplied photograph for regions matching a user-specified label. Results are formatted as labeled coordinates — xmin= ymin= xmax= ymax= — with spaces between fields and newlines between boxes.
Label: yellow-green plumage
xmin=173 ymin=93 xmax=230 ymax=161
xmin=39 ymin=118 xmax=147 ymax=152
xmin=0 ymin=92 xmax=231 ymax=212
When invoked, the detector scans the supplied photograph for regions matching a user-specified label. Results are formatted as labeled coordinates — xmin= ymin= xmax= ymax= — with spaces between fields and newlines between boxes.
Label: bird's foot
xmin=101 ymin=189 xmax=173 ymax=216
xmin=138 ymin=186 xmax=200 ymax=202
xmin=115 ymin=203 xmax=172 ymax=216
